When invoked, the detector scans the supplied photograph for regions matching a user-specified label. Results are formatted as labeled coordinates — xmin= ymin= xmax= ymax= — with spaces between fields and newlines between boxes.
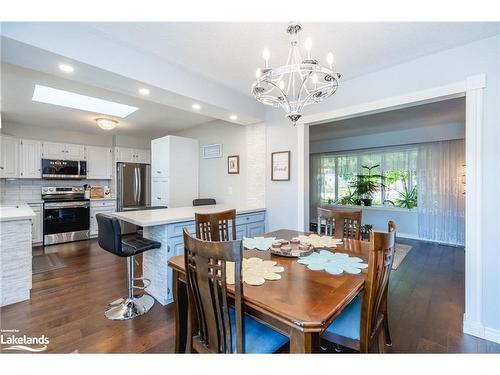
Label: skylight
xmin=32 ymin=85 xmax=139 ymax=118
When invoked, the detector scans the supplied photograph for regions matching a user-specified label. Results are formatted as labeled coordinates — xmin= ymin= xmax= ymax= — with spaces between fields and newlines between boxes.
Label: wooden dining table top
xmin=167 ymin=229 xmax=371 ymax=333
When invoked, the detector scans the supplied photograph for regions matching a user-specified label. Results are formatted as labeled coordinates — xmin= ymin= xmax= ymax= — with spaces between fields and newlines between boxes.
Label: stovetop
xmin=41 ymin=186 xmax=87 ymax=202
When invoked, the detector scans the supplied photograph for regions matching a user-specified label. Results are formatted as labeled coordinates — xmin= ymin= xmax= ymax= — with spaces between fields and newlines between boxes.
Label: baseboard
xmin=397 ymin=232 xmax=464 ymax=247
xmin=463 ymin=317 xmax=500 ymax=344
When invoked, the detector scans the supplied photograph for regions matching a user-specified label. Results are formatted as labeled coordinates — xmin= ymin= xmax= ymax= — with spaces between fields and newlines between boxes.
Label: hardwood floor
xmin=1 ymin=237 xmax=499 ymax=353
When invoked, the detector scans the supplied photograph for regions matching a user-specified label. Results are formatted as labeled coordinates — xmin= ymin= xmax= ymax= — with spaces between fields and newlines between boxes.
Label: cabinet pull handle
xmin=157 ymin=197 xmax=161 ymax=200
xmin=157 ymin=171 xmax=161 ymax=174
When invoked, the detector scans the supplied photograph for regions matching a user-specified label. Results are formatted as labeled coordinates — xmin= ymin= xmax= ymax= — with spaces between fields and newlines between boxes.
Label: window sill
xmin=323 ymin=204 xmax=417 ymax=213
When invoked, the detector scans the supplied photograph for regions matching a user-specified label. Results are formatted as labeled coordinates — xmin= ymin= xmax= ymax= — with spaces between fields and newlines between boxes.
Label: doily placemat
xmin=226 ymin=257 xmax=284 ymax=286
xmin=243 ymin=237 xmax=276 ymax=251
xmin=297 ymin=250 xmax=368 ymax=275
xmin=297 ymin=234 xmax=343 ymax=248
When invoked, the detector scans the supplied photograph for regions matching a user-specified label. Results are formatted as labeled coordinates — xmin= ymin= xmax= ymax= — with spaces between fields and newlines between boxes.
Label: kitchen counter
xmin=111 ymin=204 xmax=266 ymax=227
xmin=112 ymin=204 xmax=266 ymax=305
xmin=0 ymin=204 xmax=34 ymax=306
xmin=90 ymin=197 xmax=116 ymax=201
xmin=0 ymin=204 xmax=36 ymax=222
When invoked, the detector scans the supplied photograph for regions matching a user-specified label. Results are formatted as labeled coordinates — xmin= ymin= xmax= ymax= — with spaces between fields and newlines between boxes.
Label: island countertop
xmin=111 ymin=204 xmax=266 ymax=227
xmin=0 ymin=204 xmax=36 ymax=222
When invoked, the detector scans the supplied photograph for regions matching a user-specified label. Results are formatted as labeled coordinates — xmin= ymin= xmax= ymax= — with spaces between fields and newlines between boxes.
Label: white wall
xmin=264 ymin=35 xmax=500 ymax=335
xmin=310 ymin=121 xmax=464 ymax=154
xmin=174 ymin=121 xmax=266 ymax=207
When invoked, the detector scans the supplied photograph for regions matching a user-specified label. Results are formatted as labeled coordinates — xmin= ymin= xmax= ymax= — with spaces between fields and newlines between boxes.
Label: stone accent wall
xmin=142 ymin=226 xmax=170 ymax=305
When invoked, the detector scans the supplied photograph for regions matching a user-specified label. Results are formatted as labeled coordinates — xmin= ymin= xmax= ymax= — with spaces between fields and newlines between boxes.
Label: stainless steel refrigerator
xmin=116 ymin=162 xmax=151 ymax=234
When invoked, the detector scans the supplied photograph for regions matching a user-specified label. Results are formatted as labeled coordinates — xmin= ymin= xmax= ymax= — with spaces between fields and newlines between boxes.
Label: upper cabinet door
xmin=151 ymin=138 xmax=169 ymax=177
xmin=115 ymin=147 xmax=136 ymax=163
xmin=0 ymin=135 xmax=19 ymax=178
xmin=65 ymin=143 xmax=86 ymax=160
xmin=19 ymin=139 xmax=42 ymax=178
xmin=42 ymin=141 xmax=66 ymax=159
xmin=87 ymin=146 xmax=112 ymax=179
xmin=135 ymin=149 xmax=150 ymax=164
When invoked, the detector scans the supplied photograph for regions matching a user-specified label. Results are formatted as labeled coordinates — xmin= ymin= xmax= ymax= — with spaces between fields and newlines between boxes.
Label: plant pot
xmin=355 ymin=199 xmax=362 ymax=206
xmin=362 ymin=198 xmax=373 ymax=206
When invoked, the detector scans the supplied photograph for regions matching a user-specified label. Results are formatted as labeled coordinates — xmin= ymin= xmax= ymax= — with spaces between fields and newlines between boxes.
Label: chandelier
xmin=251 ymin=24 xmax=341 ymax=126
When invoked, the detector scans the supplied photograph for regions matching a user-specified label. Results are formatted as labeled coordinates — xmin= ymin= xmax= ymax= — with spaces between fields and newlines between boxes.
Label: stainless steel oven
xmin=42 ymin=159 xmax=87 ymax=179
xmin=42 ymin=187 xmax=90 ymax=245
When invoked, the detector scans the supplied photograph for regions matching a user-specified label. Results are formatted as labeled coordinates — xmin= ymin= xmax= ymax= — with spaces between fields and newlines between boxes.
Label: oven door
xmin=43 ymin=201 xmax=90 ymax=245
xmin=42 ymin=159 xmax=87 ymax=179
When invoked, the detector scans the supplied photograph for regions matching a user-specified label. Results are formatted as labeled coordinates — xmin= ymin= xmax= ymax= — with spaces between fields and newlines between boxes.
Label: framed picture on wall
xmin=271 ymin=151 xmax=290 ymax=181
xmin=228 ymin=155 xmax=240 ymax=174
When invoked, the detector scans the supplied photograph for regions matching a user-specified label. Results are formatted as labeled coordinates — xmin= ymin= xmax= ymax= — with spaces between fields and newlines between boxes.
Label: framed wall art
xmin=271 ymin=151 xmax=290 ymax=181
xmin=228 ymin=155 xmax=240 ymax=174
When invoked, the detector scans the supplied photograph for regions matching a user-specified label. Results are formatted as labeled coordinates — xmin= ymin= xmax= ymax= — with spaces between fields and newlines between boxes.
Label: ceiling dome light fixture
xmin=138 ymin=88 xmax=150 ymax=95
xmin=251 ymin=23 xmax=341 ymax=126
xmin=229 ymin=114 xmax=238 ymax=121
xmin=58 ymin=64 xmax=74 ymax=73
xmin=192 ymin=103 xmax=201 ymax=110
xmin=96 ymin=118 xmax=118 ymax=130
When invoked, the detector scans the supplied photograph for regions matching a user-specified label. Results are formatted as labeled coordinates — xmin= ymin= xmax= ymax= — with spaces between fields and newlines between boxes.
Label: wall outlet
xmin=227 ymin=186 xmax=233 ymax=195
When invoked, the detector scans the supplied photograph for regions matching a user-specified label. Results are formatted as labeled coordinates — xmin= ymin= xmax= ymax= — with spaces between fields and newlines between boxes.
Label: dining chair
xmin=183 ymin=228 xmax=289 ymax=353
xmin=381 ymin=220 xmax=397 ymax=346
xmin=321 ymin=228 xmax=396 ymax=353
xmin=317 ymin=207 xmax=335 ymax=235
xmin=195 ymin=209 xmax=236 ymax=241
xmin=332 ymin=209 xmax=362 ymax=240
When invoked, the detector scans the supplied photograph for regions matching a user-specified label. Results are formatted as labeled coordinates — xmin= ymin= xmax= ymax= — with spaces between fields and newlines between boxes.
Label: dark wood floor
xmin=1 ymin=237 xmax=499 ymax=353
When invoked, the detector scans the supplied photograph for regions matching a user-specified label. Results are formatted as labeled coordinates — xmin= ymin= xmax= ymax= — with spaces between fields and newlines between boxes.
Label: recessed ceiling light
xmin=138 ymin=88 xmax=150 ymax=96
xmin=58 ymin=64 xmax=74 ymax=73
xmin=229 ymin=114 xmax=238 ymax=121
xmin=192 ymin=103 xmax=201 ymax=110
xmin=32 ymin=85 xmax=139 ymax=118
xmin=96 ymin=118 xmax=118 ymax=130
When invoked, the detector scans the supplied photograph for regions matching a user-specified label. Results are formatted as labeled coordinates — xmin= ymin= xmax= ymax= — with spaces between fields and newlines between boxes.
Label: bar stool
xmin=96 ymin=213 xmax=161 ymax=320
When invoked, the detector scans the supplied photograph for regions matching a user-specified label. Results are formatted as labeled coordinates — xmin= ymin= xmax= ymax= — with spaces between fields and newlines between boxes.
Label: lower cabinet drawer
xmin=236 ymin=211 xmax=266 ymax=226
xmin=167 ymin=221 xmax=196 ymax=237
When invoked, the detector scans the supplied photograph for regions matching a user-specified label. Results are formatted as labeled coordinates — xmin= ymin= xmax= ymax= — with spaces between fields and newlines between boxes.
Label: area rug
xmin=32 ymin=253 xmax=66 ymax=274
xmin=392 ymin=244 xmax=412 ymax=270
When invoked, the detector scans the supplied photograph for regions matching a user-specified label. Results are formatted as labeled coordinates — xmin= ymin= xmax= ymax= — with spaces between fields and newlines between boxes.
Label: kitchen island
xmin=112 ymin=204 xmax=266 ymax=305
xmin=0 ymin=204 xmax=35 ymax=306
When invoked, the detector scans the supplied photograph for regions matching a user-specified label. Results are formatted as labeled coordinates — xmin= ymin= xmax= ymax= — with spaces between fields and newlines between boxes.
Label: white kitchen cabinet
xmin=28 ymin=203 xmax=43 ymax=244
xmin=42 ymin=142 xmax=86 ymax=160
xmin=151 ymin=137 xmax=170 ymax=177
xmin=19 ymin=139 xmax=42 ymax=178
xmin=65 ymin=143 xmax=86 ymax=160
xmin=151 ymin=177 xmax=169 ymax=206
xmin=87 ymin=146 xmax=113 ymax=179
xmin=114 ymin=147 xmax=150 ymax=164
xmin=90 ymin=200 xmax=116 ymax=237
xmin=0 ymin=135 xmax=19 ymax=178
xmin=150 ymin=136 xmax=198 ymax=207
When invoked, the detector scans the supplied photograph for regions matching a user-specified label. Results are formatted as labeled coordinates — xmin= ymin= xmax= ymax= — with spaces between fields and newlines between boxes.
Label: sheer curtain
xmin=417 ymin=139 xmax=465 ymax=245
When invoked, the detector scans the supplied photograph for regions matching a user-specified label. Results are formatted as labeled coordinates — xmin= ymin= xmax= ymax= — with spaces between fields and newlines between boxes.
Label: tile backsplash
xmin=0 ymin=179 xmax=113 ymax=203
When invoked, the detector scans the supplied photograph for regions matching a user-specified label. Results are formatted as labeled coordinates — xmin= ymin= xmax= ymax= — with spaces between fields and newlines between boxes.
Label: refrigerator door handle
xmin=137 ymin=166 xmax=142 ymax=206
xmin=133 ymin=167 xmax=139 ymax=205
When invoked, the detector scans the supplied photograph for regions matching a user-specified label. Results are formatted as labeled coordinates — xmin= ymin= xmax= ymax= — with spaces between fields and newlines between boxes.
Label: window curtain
xmin=417 ymin=139 xmax=465 ymax=245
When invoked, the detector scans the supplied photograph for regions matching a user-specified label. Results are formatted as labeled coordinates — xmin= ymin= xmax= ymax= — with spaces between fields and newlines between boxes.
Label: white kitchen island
xmin=0 ymin=204 xmax=35 ymax=307
xmin=112 ymin=204 xmax=266 ymax=305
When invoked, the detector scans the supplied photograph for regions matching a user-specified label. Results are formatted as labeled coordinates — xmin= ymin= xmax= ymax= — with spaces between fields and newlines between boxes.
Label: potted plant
xmin=351 ymin=164 xmax=384 ymax=206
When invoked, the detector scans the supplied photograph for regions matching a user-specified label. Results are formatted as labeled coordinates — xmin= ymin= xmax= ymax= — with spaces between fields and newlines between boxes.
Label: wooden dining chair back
xmin=332 ymin=209 xmax=362 ymax=240
xmin=195 ymin=209 xmax=236 ymax=241
xmin=381 ymin=220 xmax=396 ymax=347
xmin=359 ymin=230 xmax=396 ymax=352
xmin=183 ymin=228 xmax=245 ymax=353
xmin=317 ymin=207 xmax=335 ymax=235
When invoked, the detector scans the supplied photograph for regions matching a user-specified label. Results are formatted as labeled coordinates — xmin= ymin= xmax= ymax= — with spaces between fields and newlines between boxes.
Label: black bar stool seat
xmin=96 ymin=213 xmax=161 ymax=320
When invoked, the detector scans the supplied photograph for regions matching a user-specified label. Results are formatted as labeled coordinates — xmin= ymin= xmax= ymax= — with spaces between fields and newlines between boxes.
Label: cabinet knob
xmin=156 ymin=171 xmax=161 ymax=174
xmin=157 ymin=197 xmax=161 ymax=200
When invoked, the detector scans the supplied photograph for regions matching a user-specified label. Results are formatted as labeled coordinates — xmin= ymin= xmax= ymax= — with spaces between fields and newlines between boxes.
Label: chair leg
xmin=383 ymin=315 xmax=392 ymax=347
xmin=377 ymin=329 xmax=386 ymax=353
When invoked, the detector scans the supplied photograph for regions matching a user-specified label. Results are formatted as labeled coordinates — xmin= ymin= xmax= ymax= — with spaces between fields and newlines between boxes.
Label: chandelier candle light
xmin=252 ymin=24 xmax=341 ymax=126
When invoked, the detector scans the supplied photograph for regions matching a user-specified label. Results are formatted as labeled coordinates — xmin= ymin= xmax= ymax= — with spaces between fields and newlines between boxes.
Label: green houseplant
xmin=351 ymin=164 xmax=384 ymax=206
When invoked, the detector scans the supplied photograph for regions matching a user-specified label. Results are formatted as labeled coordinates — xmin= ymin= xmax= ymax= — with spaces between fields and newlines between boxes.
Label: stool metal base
xmin=104 ymin=294 xmax=155 ymax=321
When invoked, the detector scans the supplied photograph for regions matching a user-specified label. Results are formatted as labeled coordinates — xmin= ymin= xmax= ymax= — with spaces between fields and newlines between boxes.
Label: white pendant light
xmin=96 ymin=118 xmax=118 ymax=130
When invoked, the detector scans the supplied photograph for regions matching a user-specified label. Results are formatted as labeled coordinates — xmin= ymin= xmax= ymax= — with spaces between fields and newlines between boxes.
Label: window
xmin=310 ymin=145 xmax=418 ymax=208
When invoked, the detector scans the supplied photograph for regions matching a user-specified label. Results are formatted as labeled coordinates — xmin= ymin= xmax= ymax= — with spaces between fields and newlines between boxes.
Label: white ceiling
xmin=0 ymin=63 xmax=215 ymax=137
xmin=89 ymin=22 xmax=500 ymax=95
xmin=309 ymin=97 xmax=465 ymax=141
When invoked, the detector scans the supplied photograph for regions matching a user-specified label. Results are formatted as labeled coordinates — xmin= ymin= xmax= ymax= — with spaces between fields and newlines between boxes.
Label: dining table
xmin=167 ymin=229 xmax=371 ymax=354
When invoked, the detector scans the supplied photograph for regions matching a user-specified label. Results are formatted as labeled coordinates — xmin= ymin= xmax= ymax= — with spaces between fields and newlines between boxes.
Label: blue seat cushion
xmin=324 ymin=295 xmax=362 ymax=340
xmin=229 ymin=308 xmax=288 ymax=353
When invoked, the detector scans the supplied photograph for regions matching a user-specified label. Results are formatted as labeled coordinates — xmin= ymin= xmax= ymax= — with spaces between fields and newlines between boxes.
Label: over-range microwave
xmin=42 ymin=159 xmax=87 ymax=180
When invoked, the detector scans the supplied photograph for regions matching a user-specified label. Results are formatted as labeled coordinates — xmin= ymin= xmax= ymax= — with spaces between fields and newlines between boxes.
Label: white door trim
xmin=296 ymin=74 xmax=489 ymax=341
